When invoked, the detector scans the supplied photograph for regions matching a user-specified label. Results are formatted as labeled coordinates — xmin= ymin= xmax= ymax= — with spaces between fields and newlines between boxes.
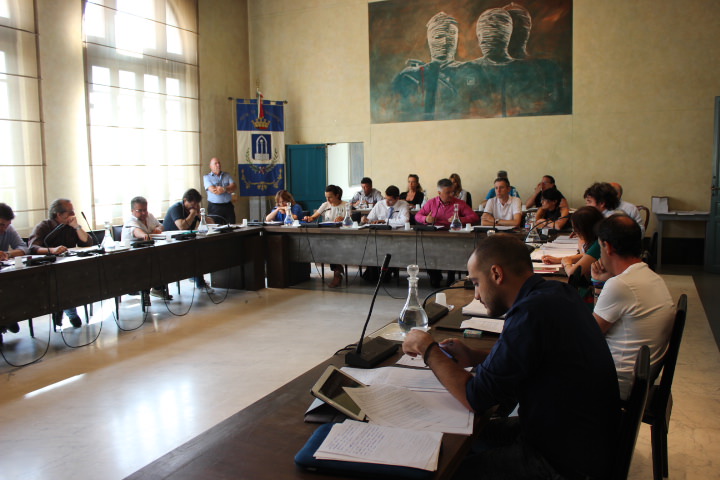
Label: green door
xmin=286 ymin=144 xmax=327 ymax=213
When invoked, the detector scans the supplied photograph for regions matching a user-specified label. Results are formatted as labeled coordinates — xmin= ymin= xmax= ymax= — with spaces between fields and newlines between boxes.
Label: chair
xmin=637 ymin=205 xmax=650 ymax=232
xmin=613 ymin=345 xmax=651 ymax=480
xmin=642 ymin=294 xmax=687 ymax=480
xmin=112 ymin=225 xmax=123 ymax=242
xmin=465 ymin=192 xmax=473 ymax=209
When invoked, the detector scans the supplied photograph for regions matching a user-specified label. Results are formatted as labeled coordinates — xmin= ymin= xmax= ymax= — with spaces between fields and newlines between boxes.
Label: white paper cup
xmin=404 ymin=222 xmax=411 ymax=230
xmin=435 ymin=292 xmax=447 ymax=306
xmin=14 ymin=256 xmax=25 ymax=269
xmin=242 ymin=219 xmax=248 ymax=227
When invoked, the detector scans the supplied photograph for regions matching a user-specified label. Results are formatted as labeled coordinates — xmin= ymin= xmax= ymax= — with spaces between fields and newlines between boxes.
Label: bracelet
xmin=591 ymin=279 xmax=605 ymax=288
xmin=423 ymin=342 xmax=439 ymax=364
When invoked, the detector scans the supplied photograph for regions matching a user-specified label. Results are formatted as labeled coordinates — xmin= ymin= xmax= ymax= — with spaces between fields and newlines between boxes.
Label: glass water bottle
xmin=102 ymin=221 xmax=115 ymax=250
xmin=198 ymin=208 xmax=209 ymax=233
xmin=342 ymin=206 xmax=353 ymax=227
xmin=284 ymin=202 xmax=294 ymax=226
xmin=450 ymin=204 xmax=462 ymax=231
xmin=398 ymin=265 xmax=429 ymax=334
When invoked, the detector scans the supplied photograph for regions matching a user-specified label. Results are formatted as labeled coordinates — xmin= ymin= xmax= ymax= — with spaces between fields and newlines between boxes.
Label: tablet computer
xmin=310 ymin=365 xmax=367 ymax=421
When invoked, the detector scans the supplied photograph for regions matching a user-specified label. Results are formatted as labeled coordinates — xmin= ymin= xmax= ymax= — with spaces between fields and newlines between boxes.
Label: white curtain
xmin=83 ymin=0 xmax=199 ymax=225
xmin=0 ymin=0 xmax=45 ymax=234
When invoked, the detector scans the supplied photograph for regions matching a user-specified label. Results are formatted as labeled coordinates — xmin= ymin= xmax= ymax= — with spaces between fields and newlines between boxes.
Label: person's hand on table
xmin=439 ymin=338 xmax=476 ymax=369
xmin=541 ymin=255 xmax=560 ymax=264
xmin=402 ymin=330 xmax=434 ymax=358
xmin=49 ymin=246 xmax=67 ymax=255
xmin=425 ymin=213 xmax=435 ymax=225
xmin=333 ymin=216 xmax=344 ymax=222
xmin=0 ymin=251 xmax=8 ymax=261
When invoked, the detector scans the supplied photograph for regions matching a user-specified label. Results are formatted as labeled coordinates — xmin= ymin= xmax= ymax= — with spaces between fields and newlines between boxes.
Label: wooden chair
xmin=613 ymin=345 xmax=651 ymax=480
xmin=642 ymin=294 xmax=687 ymax=480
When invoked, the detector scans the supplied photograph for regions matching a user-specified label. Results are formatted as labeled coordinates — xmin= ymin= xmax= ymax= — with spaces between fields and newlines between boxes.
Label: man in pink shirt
xmin=416 ymin=178 xmax=479 ymax=227
xmin=416 ymin=178 xmax=479 ymax=287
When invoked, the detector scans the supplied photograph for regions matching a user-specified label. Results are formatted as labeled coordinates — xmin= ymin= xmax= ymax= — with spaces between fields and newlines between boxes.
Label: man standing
xmin=481 ymin=177 xmax=522 ymax=227
xmin=584 ymin=182 xmax=621 ymax=217
xmin=122 ymin=196 xmax=172 ymax=300
xmin=363 ymin=185 xmax=410 ymax=227
xmin=591 ymin=215 xmax=674 ymax=400
xmin=164 ymin=188 xmax=215 ymax=291
xmin=350 ymin=177 xmax=383 ymax=208
xmin=611 ymin=182 xmax=646 ymax=236
xmin=203 ymin=157 xmax=236 ymax=225
xmin=403 ymin=235 xmax=620 ymax=479
xmin=28 ymin=198 xmax=95 ymax=328
xmin=0 ymin=203 xmax=28 ymax=335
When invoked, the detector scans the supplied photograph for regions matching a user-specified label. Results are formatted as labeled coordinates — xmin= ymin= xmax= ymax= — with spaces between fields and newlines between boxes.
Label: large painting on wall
xmin=369 ymin=0 xmax=572 ymax=123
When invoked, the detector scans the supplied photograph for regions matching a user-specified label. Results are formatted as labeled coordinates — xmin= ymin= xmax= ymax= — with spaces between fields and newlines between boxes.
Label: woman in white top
xmin=450 ymin=173 xmax=470 ymax=204
xmin=302 ymin=185 xmax=348 ymax=287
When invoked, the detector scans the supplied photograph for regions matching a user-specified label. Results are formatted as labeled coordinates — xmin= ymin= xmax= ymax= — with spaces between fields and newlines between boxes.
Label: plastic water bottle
xmin=198 ymin=208 xmax=209 ymax=234
xmin=284 ymin=203 xmax=294 ymax=227
xmin=398 ymin=265 xmax=429 ymax=334
xmin=450 ymin=204 xmax=462 ymax=232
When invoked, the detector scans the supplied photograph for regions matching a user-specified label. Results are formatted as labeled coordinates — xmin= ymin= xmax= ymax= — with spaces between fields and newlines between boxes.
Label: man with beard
xmin=403 ymin=234 xmax=620 ymax=479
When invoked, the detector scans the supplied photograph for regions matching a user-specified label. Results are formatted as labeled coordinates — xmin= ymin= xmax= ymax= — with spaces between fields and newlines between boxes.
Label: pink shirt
xmin=415 ymin=197 xmax=479 ymax=227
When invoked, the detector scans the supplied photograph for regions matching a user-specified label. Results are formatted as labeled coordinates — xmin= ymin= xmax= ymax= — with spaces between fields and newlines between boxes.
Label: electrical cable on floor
xmin=0 ymin=317 xmax=53 ymax=367
xmin=58 ymin=317 xmax=104 ymax=348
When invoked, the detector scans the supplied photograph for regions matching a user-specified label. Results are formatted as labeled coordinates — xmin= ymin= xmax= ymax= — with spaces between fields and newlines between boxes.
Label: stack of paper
xmin=461 ymin=298 xmax=506 ymax=318
xmin=314 ymin=420 xmax=441 ymax=471
xmin=461 ymin=317 xmax=504 ymax=334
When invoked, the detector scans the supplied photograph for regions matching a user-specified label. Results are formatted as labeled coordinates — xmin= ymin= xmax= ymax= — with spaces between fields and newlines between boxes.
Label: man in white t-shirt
xmin=364 ymin=185 xmax=410 ymax=228
xmin=591 ymin=215 xmax=674 ymax=400
xmin=610 ymin=182 xmax=645 ymax=236
xmin=481 ymin=177 xmax=522 ymax=227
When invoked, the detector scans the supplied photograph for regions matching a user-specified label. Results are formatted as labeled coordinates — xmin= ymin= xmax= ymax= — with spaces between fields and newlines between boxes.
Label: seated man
xmin=584 ymin=181 xmax=621 ymax=217
xmin=0 ymin=203 xmax=29 ymax=335
xmin=403 ymin=234 xmax=620 ymax=479
xmin=362 ymin=185 xmax=410 ymax=227
xmin=349 ymin=177 xmax=383 ymax=208
xmin=483 ymin=170 xmax=520 ymax=207
xmin=28 ymin=198 xmax=95 ymax=328
xmin=481 ymin=177 xmax=522 ymax=227
xmin=524 ymin=174 xmax=570 ymax=210
xmin=591 ymin=215 xmax=674 ymax=400
xmin=164 ymin=188 xmax=215 ymax=291
xmin=416 ymin=178 xmax=479 ymax=287
xmin=611 ymin=182 xmax=645 ymax=236
xmin=122 ymin=196 xmax=172 ymax=300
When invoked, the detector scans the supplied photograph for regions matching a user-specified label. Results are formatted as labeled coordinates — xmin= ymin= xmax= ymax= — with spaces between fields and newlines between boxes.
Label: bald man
xmin=611 ymin=182 xmax=645 ymax=236
xmin=203 ymin=157 xmax=236 ymax=224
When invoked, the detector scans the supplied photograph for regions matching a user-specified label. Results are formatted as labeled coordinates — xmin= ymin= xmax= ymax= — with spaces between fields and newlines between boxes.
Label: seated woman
xmin=542 ymin=206 xmax=604 ymax=281
xmin=399 ymin=174 xmax=425 ymax=208
xmin=449 ymin=173 xmax=471 ymax=205
xmin=265 ymin=190 xmax=303 ymax=223
xmin=302 ymin=185 xmax=349 ymax=288
xmin=534 ymin=187 xmax=570 ymax=230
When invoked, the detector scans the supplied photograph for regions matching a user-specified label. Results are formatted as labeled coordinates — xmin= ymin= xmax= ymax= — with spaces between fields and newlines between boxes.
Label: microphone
xmin=524 ymin=214 xmax=571 ymax=243
xmin=81 ymin=211 xmax=105 ymax=253
xmin=345 ymin=253 xmax=399 ymax=368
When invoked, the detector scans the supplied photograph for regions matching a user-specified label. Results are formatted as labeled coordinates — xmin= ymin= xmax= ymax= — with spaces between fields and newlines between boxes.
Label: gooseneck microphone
xmin=345 ymin=253 xmax=399 ymax=368
xmin=81 ymin=211 xmax=103 ymax=251
xmin=524 ymin=214 xmax=571 ymax=243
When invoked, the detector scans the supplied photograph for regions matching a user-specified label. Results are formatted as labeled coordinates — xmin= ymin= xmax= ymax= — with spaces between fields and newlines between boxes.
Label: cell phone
xmin=310 ymin=365 xmax=367 ymax=421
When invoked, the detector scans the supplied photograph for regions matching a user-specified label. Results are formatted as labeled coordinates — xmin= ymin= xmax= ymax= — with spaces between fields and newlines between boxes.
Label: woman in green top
xmin=542 ymin=206 xmax=604 ymax=279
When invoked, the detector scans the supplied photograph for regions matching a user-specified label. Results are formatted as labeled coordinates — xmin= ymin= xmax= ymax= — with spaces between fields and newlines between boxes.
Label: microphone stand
xmin=81 ymin=212 xmax=104 ymax=254
xmin=345 ymin=253 xmax=399 ymax=368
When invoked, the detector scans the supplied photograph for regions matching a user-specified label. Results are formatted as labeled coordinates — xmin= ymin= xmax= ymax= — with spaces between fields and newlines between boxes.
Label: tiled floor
xmin=0 ymin=272 xmax=718 ymax=480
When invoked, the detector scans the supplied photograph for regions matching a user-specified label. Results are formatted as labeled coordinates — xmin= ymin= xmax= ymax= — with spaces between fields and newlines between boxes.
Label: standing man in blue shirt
xmin=403 ymin=234 xmax=620 ymax=480
xmin=203 ymin=157 xmax=236 ymax=224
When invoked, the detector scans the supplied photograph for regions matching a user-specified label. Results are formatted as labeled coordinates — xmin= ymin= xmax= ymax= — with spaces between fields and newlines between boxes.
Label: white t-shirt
xmin=317 ymin=201 xmax=349 ymax=222
xmin=367 ymin=200 xmax=410 ymax=227
xmin=594 ymin=262 xmax=674 ymax=399
xmin=484 ymin=195 xmax=522 ymax=221
xmin=122 ymin=213 xmax=162 ymax=242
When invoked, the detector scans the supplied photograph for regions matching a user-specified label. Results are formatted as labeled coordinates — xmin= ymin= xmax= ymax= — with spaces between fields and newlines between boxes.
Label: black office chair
xmin=465 ymin=192 xmax=473 ymax=210
xmin=613 ymin=345 xmax=651 ymax=480
xmin=642 ymin=294 xmax=687 ymax=480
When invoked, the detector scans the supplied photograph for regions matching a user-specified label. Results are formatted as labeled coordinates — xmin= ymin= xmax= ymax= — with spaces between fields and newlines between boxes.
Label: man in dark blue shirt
xmin=403 ymin=234 xmax=620 ymax=479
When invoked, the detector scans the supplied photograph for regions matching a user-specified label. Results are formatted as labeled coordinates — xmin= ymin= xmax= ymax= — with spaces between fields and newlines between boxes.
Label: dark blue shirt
xmin=466 ymin=275 xmax=620 ymax=478
xmin=163 ymin=201 xmax=198 ymax=232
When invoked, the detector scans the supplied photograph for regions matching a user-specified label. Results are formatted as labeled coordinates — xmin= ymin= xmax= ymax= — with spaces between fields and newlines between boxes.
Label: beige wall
xmin=248 ymin=0 xmax=720 ymax=237
xmin=198 ymin=0 xmax=251 ymax=221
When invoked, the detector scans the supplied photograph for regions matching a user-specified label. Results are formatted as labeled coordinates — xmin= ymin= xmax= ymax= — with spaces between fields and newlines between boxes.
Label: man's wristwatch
xmin=75 ymin=225 xmax=83 ymax=230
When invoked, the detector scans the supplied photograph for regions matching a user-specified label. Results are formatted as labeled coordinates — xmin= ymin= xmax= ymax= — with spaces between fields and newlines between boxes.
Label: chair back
xmin=648 ymin=294 xmax=687 ymax=424
xmin=637 ymin=205 xmax=650 ymax=231
xmin=112 ymin=225 xmax=123 ymax=241
xmin=614 ymin=345 xmax=651 ymax=480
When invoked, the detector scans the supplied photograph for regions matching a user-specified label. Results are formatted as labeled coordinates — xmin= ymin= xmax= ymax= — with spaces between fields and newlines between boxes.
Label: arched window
xmin=83 ymin=0 xmax=199 ymax=223
xmin=0 ymin=0 xmax=45 ymax=233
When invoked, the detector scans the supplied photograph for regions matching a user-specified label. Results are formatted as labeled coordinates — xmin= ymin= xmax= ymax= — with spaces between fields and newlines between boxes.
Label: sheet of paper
xmin=314 ymin=420 xmax=442 ymax=471
xmin=395 ymin=354 xmax=429 ymax=368
xmin=461 ymin=317 xmax=504 ymax=333
xmin=344 ymin=384 xmax=473 ymax=434
xmin=342 ymin=366 xmax=445 ymax=391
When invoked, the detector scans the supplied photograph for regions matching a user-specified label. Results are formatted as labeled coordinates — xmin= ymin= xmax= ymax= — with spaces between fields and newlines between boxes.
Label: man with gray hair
xmin=28 ymin=198 xmax=95 ymax=328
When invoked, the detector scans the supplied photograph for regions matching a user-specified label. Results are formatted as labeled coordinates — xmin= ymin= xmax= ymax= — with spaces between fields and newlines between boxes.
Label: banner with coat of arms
xmin=236 ymin=92 xmax=285 ymax=196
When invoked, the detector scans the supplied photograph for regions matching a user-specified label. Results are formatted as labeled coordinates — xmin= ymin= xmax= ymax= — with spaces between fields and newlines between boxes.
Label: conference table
xmin=0 ymin=228 xmax=265 ymax=328
xmin=125 ymin=286 xmax=492 ymax=480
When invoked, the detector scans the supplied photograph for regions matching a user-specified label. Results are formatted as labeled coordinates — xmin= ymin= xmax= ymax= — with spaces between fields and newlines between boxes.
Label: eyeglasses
xmin=133 ymin=209 xmax=148 ymax=213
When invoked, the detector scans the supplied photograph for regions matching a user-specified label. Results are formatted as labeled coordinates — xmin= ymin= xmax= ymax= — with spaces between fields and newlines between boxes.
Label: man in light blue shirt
xmin=203 ymin=157 xmax=237 ymax=224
